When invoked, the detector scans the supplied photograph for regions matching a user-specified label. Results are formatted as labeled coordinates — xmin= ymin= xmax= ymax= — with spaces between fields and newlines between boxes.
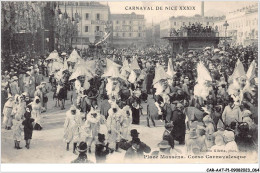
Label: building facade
xmin=214 ymin=4 xmax=258 ymax=46
xmin=59 ymin=2 xmax=110 ymax=48
xmin=111 ymin=12 xmax=146 ymax=47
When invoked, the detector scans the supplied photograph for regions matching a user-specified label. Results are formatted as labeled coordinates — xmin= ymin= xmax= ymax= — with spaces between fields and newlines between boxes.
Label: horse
xmin=146 ymin=94 xmax=175 ymax=127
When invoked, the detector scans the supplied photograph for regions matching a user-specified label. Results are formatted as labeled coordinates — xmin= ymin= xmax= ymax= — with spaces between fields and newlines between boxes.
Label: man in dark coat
xmin=124 ymin=138 xmax=151 ymax=160
xmin=163 ymin=123 xmax=175 ymax=149
xmin=95 ymin=133 xmax=110 ymax=163
xmin=118 ymin=129 xmax=139 ymax=150
xmin=170 ymin=103 xmax=186 ymax=145
xmin=71 ymin=142 xmax=93 ymax=163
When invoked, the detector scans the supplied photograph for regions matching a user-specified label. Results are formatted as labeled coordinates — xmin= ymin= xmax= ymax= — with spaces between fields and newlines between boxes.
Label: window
xmin=129 ymin=26 xmax=132 ymax=30
xmin=96 ymin=26 xmax=100 ymax=31
xmin=85 ymin=26 xmax=89 ymax=32
xmin=123 ymin=33 xmax=125 ymax=37
xmin=96 ymin=13 xmax=100 ymax=20
xmin=116 ymin=33 xmax=119 ymax=37
xmin=123 ymin=20 xmax=125 ymax=24
xmin=183 ymin=22 xmax=185 ymax=25
xmin=139 ymin=26 xmax=142 ymax=30
xmin=129 ymin=21 xmax=132 ymax=24
xmin=85 ymin=38 xmax=89 ymax=43
xmin=85 ymin=13 xmax=89 ymax=20
xmin=129 ymin=33 xmax=131 ymax=37
xmin=174 ymin=22 xmax=176 ymax=26
xmin=207 ymin=22 xmax=209 ymax=25
xmin=116 ymin=20 xmax=119 ymax=24
xmin=138 ymin=33 xmax=141 ymax=37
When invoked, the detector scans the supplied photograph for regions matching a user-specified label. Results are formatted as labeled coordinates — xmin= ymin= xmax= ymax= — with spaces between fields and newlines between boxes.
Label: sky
xmin=100 ymin=1 xmax=258 ymax=24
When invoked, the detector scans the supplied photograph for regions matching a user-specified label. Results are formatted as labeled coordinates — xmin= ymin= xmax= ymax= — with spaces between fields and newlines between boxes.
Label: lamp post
xmin=223 ymin=20 xmax=229 ymax=43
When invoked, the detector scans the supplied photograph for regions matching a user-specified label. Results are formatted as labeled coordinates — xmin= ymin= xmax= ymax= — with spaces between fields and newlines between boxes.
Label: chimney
xmin=201 ymin=1 xmax=204 ymax=17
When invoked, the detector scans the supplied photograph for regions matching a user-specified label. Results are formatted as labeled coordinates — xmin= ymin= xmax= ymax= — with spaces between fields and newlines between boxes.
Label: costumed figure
xmin=120 ymin=105 xmax=133 ymax=139
xmin=227 ymin=59 xmax=248 ymax=106
xmin=194 ymin=62 xmax=213 ymax=106
xmin=106 ymin=103 xmax=123 ymax=152
xmin=64 ymin=105 xmax=84 ymax=154
xmin=84 ymin=106 xmax=105 ymax=153
xmin=31 ymin=96 xmax=43 ymax=130
xmin=3 ymin=95 xmax=14 ymax=130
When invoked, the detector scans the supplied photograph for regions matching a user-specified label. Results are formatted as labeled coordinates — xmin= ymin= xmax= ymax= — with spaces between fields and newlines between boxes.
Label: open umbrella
xmin=67 ymin=49 xmax=82 ymax=63
xmin=69 ymin=60 xmax=96 ymax=81
xmin=46 ymin=50 xmax=61 ymax=61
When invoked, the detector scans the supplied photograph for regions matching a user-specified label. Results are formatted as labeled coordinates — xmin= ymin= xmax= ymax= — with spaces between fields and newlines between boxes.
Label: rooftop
xmin=228 ymin=3 xmax=258 ymax=14
xmin=58 ymin=1 xmax=108 ymax=8
xmin=111 ymin=12 xmax=145 ymax=19
xmin=169 ymin=15 xmax=226 ymax=20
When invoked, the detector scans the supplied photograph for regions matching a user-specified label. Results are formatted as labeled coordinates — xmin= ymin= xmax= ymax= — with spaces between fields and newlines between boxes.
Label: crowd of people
xmin=170 ymin=23 xmax=216 ymax=37
xmin=1 ymin=41 xmax=258 ymax=163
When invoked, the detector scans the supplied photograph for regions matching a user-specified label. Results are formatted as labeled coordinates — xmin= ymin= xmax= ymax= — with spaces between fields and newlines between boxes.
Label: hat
xmin=130 ymin=58 xmax=141 ymax=70
xmin=166 ymin=58 xmax=176 ymax=78
xmin=231 ymin=59 xmax=246 ymax=80
xmin=40 ymin=82 xmax=47 ymax=85
xmin=70 ymin=105 xmax=76 ymax=111
xmin=12 ymin=76 xmax=18 ymax=81
xmin=61 ymin=52 xmax=67 ymax=56
xmin=215 ymin=135 xmax=225 ymax=146
xmin=153 ymin=65 xmax=170 ymax=85
xmin=165 ymin=123 xmax=174 ymax=129
xmin=237 ymin=122 xmax=249 ymax=134
xmin=189 ymin=129 xmax=198 ymax=139
xmin=130 ymin=129 xmax=140 ymax=137
xmin=76 ymin=142 xmax=88 ymax=153
xmin=157 ymin=140 xmax=171 ymax=149
xmin=223 ymin=130 xmax=235 ymax=142
xmin=242 ymin=110 xmax=252 ymax=118
xmin=98 ymin=133 xmax=105 ymax=142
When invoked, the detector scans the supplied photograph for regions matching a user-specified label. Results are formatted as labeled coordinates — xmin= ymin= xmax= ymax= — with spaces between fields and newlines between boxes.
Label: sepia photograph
xmin=1 ymin=0 xmax=259 ymax=169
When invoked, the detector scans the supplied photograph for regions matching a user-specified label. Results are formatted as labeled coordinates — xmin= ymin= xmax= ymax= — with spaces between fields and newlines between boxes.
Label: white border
xmin=1 ymin=0 xmax=259 ymax=173
xmin=1 ymin=164 xmax=259 ymax=172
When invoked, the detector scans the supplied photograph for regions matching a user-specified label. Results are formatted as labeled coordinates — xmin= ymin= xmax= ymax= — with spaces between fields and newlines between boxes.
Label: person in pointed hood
xmin=31 ymin=96 xmax=43 ymax=130
xmin=3 ymin=95 xmax=14 ymax=130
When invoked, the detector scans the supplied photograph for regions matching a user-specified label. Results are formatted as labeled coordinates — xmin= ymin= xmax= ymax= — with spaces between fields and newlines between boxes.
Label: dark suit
xmin=171 ymin=109 xmax=186 ymax=144
xmin=124 ymin=142 xmax=151 ymax=160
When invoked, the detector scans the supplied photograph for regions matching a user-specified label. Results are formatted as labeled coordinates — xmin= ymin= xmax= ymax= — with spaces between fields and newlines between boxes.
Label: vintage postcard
xmin=1 ymin=0 xmax=259 ymax=168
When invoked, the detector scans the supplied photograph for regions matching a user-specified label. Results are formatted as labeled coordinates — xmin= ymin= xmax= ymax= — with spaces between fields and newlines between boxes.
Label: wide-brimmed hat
xmin=76 ymin=142 xmax=88 ymax=153
xmin=98 ymin=133 xmax=105 ymax=142
xmin=189 ymin=129 xmax=198 ymax=139
xmin=12 ymin=76 xmax=18 ymax=81
xmin=40 ymin=82 xmax=47 ymax=85
xmin=223 ymin=130 xmax=235 ymax=142
xmin=158 ymin=140 xmax=171 ymax=149
xmin=130 ymin=129 xmax=140 ymax=136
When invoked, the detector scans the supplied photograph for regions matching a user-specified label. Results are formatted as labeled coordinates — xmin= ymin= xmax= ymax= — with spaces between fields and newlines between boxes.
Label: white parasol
xmin=67 ymin=49 xmax=82 ymax=63
xmin=46 ymin=50 xmax=61 ymax=61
